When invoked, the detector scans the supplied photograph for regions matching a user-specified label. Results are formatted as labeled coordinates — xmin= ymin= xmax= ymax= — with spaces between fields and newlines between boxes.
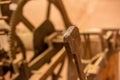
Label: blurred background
xmin=0 ymin=0 xmax=120 ymax=80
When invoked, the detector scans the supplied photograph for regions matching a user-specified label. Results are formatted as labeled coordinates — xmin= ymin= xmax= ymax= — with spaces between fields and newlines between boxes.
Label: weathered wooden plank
xmin=64 ymin=26 xmax=86 ymax=80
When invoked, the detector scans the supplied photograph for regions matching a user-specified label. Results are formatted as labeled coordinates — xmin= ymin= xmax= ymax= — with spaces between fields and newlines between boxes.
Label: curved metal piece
xmin=9 ymin=0 xmax=33 ymax=60
xmin=33 ymin=20 xmax=55 ymax=60
xmin=50 ymin=0 xmax=73 ymax=29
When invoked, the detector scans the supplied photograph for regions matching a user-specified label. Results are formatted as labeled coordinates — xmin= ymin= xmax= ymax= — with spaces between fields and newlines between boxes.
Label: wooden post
xmin=64 ymin=26 xmax=86 ymax=80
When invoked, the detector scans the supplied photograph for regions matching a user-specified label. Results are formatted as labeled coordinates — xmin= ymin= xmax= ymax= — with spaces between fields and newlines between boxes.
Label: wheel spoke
xmin=20 ymin=14 xmax=35 ymax=32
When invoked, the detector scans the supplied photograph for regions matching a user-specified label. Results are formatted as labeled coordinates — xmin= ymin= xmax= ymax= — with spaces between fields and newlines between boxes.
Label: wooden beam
xmin=0 ymin=1 xmax=11 ymax=5
xmin=0 ymin=16 xmax=8 ymax=20
xmin=29 ymin=47 xmax=66 ymax=80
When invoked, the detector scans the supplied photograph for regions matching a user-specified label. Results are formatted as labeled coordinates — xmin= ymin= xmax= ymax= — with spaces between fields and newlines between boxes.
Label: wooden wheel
xmin=9 ymin=0 xmax=56 ymax=60
xmin=9 ymin=0 xmax=32 ymax=60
